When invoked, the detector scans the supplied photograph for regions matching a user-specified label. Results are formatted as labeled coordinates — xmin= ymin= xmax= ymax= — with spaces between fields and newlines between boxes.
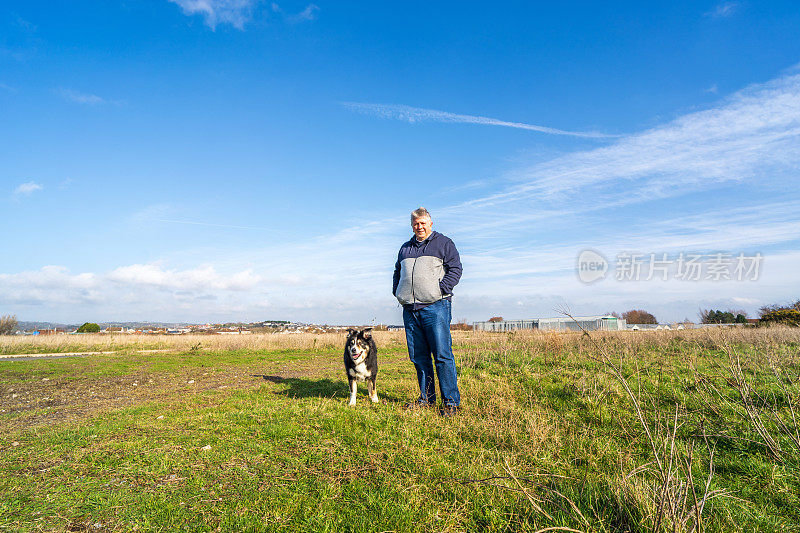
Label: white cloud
xmin=342 ymin=102 xmax=617 ymax=138
xmin=288 ymin=3 xmax=319 ymax=22
xmin=0 ymin=82 xmax=17 ymax=93
xmin=707 ymin=2 xmax=739 ymax=18
xmin=57 ymin=88 xmax=108 ymax=105
xmin=449 ymin=71 xmax=800 ymax=209
xmin=0 ymin=263 xmax=269 ymax=321
xmin=452 ymin=200 xmax=800 ymax=287
xmin=0 ymin=266 xmax=100 ymax=306
xmin=270 ymin=2 xmax=319 ymax=23
xmin=107 ymin=263 xmax=263 ymax=291
xmin=13 ymin=181 xmax=42 ymax=195
xmin=0 ymin=266 xmax=96 ymax=290
xmin=13 ymin=15 xmax=37 ymax=32
xmin=168 ymin=0 xmax=259 ymax=30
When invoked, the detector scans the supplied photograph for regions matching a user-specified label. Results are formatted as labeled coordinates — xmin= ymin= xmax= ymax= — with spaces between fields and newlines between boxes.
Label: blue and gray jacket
xmin=393 ymin=231 xmax=463 ymax=311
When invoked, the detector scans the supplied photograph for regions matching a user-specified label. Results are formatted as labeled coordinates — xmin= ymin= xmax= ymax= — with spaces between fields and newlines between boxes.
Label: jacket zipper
xmin=410 ymin=256 xmax=417 ymax=304
xmin=409 ymin=237 xmax=431 ymax=305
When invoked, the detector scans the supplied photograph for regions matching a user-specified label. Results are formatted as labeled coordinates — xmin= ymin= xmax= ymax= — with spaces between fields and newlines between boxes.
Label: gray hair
xmin=410 ymin=207 xmax=432 ymax=223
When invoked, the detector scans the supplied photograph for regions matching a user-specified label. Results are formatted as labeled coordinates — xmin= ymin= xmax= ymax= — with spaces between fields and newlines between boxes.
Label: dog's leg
xmin=368 ymin=377 xmax=379 ymax=403
xmin=348 ymin=379 xmax=358 ymax=406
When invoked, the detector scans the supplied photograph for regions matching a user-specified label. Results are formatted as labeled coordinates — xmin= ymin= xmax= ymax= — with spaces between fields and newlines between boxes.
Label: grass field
xmin=1 ymin=327 xmax=799 ymax=532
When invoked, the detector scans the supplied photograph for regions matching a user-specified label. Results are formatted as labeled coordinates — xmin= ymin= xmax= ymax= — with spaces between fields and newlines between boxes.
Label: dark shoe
xmin=404 ymin=399 xmax=433 ymax=410
xmin=440 ymin=404 xmax=460 ymax=417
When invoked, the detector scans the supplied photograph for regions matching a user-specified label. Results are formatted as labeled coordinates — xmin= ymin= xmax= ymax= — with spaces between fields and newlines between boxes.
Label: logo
xmin=576 ymin=249 xmax=608 ymax=283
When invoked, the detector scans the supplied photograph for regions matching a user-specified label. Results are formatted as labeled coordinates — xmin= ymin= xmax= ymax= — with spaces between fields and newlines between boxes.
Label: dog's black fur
xmin=343 ymin=327 xmax=378 ymax=405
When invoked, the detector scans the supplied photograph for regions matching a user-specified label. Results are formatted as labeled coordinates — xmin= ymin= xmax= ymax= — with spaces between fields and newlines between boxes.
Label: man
xmin=393 ymin=207 xmax=462 ymax=415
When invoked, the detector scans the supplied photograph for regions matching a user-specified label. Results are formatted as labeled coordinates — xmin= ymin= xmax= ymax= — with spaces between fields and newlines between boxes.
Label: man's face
xmin=412 ymin=216 xmax=432 ymax=240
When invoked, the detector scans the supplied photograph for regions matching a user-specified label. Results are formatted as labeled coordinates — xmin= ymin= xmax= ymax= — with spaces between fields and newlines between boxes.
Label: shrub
xmin=759 ymin=299 xmax=800 ymax=317
xmin=0 ymin=315 xmax=17 ymax=335
xmin=760 ymin=309 xmax=800 ymax=327
xmin=76 ymin=322 xmax=101 ymax=333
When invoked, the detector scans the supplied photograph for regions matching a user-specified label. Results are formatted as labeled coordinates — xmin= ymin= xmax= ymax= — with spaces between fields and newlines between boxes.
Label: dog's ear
xmin=361 ymin=327 xmax=373 ymax=340
xmin=346 ymin=328 xmax=357 ymax=336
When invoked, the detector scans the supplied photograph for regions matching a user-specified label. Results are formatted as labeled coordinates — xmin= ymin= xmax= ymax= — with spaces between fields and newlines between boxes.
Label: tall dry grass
xmin=3 ymin=325 xmax=798 ymax=356
xmin=457 ymin=326 xmax=800 ymax=367
xmin=0 ymin=331 xmax=410 ymax=355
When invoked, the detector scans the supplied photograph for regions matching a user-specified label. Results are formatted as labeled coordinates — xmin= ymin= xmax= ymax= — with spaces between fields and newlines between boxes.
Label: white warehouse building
xmin=473 ymin=315 xmax=627 ymax=332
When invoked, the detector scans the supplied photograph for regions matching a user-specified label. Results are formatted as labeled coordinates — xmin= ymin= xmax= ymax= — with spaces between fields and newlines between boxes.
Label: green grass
xmin=1 ymin=330 xmax=799 ymax=531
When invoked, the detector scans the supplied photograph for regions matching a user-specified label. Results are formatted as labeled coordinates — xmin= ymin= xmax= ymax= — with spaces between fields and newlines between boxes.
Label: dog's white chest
xmin=348 ymin=361 xmax=370 ymax=381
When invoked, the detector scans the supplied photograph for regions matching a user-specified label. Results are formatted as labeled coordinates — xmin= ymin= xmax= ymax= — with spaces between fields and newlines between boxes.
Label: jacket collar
xmin=410 ymin=230 xmax=438 ymax=246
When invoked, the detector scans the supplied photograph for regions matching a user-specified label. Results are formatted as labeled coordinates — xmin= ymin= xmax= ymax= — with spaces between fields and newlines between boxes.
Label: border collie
xmin=344 ymin=328 xmax=378 ymax=405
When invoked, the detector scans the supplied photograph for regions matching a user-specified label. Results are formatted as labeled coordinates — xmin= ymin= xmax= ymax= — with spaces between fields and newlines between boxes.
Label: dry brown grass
xmin=458 ymin=326 xmax=800 ymax=366
xmin=0 ymin=331 xmax=409 ymax=355
xmin=4 ymin=325 xmax=799 ymax=358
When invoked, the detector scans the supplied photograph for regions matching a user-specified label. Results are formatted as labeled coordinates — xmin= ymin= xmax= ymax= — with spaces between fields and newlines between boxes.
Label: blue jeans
xmin=403 ymin=299 xmax=461 ymax=407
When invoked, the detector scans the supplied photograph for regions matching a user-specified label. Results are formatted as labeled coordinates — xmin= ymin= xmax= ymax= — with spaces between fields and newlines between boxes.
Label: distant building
xmin=216 ymin=326 xmax=253 ymax=335
xmin=627 ymin=323 xmax=667 ymax=331
xmin=473 ymin=316 xmax=626 ymax=332
xmin=34 ymin=328 xmax=67 ymax=335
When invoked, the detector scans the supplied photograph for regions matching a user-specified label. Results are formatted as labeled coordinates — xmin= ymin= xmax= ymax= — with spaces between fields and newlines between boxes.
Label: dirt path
xmin=1 ymin=351 xmax=411 ymax=433
xmin=0 ymin=356 xmax=342 ymax=433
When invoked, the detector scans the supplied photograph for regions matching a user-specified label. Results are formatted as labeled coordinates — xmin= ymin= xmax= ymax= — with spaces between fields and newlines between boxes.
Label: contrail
xmin=341 ymin=102 xmax=617 ymax=138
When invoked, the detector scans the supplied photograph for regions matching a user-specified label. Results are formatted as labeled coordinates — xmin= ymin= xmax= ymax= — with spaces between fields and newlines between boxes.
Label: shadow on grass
xmin=254 ymin=375 xmax=405 ymax=403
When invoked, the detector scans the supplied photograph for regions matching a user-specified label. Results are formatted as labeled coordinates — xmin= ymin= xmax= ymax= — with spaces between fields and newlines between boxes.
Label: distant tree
xmin=607 ymin=311 xmax=621 ymax=319
xmin=622 ymin=309 xmax=657 ymax=324
xmin=701 ymin=310 xmax=736 ymax=324
xmin=488 ymin=317 xmax=504 ymax=322
xmin=760 ymin=309 xmax=800 ymax=327
xmin=0 ymin=314 xmax=18 ymax=335
xmin=735 ymin=314 xmax=747 ymax=324
xmin=76 ymin=322 xmax=101 ymax=333
xmin=451 ymin=319 xmax=473 ymax=331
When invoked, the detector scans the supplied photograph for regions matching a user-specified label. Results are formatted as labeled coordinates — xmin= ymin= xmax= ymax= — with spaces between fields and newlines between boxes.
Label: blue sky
xmin=2 ymin=0 xmax=800 ymax=324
